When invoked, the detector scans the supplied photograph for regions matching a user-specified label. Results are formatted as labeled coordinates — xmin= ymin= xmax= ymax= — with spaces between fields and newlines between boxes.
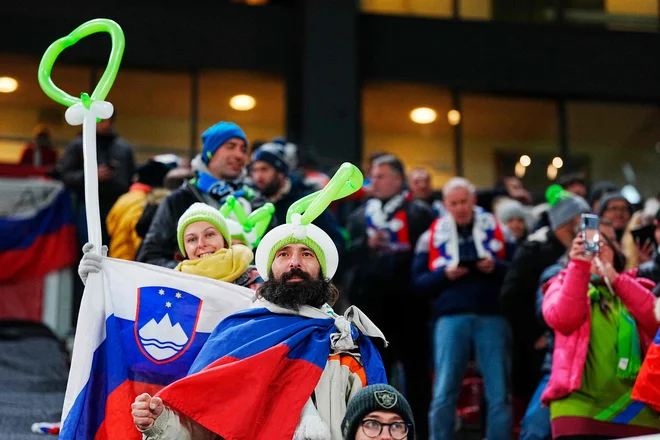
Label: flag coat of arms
xmin=59 ymin=258 xmax=253 ymax=439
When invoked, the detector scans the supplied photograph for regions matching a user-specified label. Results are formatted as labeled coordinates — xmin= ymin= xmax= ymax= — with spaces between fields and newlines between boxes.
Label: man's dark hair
xmin=372 ymin=154 xmax=405 ymax=177
xmin=558 ymin=172 xmax=587 ymax=190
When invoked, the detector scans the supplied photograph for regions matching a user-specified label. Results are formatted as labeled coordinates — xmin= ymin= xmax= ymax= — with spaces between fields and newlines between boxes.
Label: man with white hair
xmin=412 ymin=177 xmax=514 ymax=440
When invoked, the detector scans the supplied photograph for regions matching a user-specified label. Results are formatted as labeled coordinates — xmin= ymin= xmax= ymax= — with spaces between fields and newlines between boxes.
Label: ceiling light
xmin=519 ymin=155 xmax=531 ymax=167
xmin=0 ymin=77 xmax=18 ymax=93
xmin=447 ymin=109 xmax=461 ymax=126
xmin=514 ymin=162 xmax=526 ymax=178
xmin=410 ymin=107 xmax=437 ymax=124
xmin=229 ymin=94 xmax=256 ymax=111
xmin=547 ymin=164 xmax=558 ymax=180
xmin=552 ymin=157 xmax=564 ymax=169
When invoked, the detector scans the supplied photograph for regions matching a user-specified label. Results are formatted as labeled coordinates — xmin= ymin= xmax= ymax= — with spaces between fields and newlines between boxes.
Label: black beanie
xmin=341 ymin=384 xmax=415 ymax=439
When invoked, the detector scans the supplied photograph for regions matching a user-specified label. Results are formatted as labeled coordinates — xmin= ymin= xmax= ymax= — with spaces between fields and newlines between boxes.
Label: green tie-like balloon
xmin=286 ymin=162 xmax=363 ymax=224
xmin=38 ymin=19 xmax=125 ymax=109
xmin=220 ymin=196 xmax=276 ymax=246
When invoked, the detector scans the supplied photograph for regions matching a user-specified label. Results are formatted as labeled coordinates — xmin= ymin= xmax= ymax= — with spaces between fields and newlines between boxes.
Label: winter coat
xmin=106 ymin=183 xmax=151 ymax=260
xmin=541 ymin=260 xmax=659 ymax=404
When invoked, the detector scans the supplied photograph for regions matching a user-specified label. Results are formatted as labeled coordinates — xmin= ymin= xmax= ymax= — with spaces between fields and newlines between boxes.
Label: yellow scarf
xmin=175 ymin=245 xmax=253 ymax=283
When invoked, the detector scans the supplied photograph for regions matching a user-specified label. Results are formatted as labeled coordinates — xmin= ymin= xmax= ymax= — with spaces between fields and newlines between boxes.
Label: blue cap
xmin=201 ymin=122 xmax=248 ymax=164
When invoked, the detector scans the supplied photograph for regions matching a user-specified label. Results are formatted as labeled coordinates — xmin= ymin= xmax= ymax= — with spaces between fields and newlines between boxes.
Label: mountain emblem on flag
xmin=134 ymin=286 xmax=203 ymax=364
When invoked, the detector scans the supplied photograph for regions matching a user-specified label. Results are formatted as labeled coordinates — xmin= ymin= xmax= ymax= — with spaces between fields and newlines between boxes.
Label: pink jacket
xmin=541 ymin=259 xmax=659 ymax=404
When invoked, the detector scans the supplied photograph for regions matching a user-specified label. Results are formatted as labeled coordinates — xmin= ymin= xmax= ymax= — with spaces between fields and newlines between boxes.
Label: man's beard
xmin=260 ymin=178 xmax=282 ymax=198
xmin=258 ymin=268 xmax=334 ymax=311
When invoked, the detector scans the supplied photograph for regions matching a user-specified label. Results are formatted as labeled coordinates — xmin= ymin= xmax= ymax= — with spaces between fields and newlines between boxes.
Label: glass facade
xmin=362 ymin=82 xmax=455 ymax=187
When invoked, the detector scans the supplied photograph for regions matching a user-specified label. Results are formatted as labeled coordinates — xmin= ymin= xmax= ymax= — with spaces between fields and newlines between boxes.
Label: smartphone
xmin=631 ymin=224 xmax=655 ymax=248
xmin=581 ymin=213 xmax=600 ymax=255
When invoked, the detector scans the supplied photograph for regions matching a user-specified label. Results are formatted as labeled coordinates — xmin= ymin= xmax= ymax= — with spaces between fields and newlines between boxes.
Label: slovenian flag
xmin=0 ymin=178 xmax=76 ymax=282
xmin=59 ymin=257 xmax=254 ymax=439
xmin=157 ymin=306 xmax=387 ymax=440
xmin=633 ymin=328 xmax=660 ymax=412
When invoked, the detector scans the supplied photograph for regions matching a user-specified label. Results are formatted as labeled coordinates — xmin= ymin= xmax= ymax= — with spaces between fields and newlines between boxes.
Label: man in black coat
xmin=344 ymin=154 xmax=435 ymax=438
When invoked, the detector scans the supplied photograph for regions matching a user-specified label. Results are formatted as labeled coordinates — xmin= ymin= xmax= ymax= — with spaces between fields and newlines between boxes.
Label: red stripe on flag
xmin=633 ymin=342 xmax=660 ymax=412
xmin=95 ymin=380 xmax=164 ymax=440
xmin=0 ymin=224 xmax=76 ymax=282
xmin=158 ymin=344 xmax=323 ymax=440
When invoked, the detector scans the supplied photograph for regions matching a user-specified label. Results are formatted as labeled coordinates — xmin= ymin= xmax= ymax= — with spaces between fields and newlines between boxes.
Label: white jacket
xmin=140 ymin=300 xmax=387 ymax=440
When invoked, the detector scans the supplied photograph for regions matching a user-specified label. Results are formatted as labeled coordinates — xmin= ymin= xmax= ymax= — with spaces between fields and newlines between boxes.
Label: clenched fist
xmin=132 ymin=393 xmax=164 ymax=431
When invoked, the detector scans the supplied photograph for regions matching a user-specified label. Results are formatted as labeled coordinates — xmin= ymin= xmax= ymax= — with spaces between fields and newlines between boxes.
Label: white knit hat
xmin=255 ymin=163 xmax=363 ymax=281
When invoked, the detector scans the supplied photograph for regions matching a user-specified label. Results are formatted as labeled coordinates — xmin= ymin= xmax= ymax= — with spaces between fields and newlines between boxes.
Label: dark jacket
xmin=344 ymin=197 xmax=435 ymax=303
xmin=537 ymin=264 xmax=562 ymax=375
xmin=500 ymin=226 xmax=567 ymax=397
xmin=411 ymin=221 xmax=514 ymax=319
xmin=56 ymin=132 xmax=135 ymax=211
xmin=637 ymin=253 xmax=660 ymax=297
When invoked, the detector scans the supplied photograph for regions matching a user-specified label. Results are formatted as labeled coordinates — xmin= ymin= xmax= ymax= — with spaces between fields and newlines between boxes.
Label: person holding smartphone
xmin=541 ymin=220 xmax=660 ymax=439
xmin=637 ymin=209 xmax=660 ymax=296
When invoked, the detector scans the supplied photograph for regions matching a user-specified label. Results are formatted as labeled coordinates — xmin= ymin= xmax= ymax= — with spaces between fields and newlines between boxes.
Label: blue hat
xmin=250 ymin=143 xmax=289 ymax=175
xmin=201 ymin=122 xmax=248 ymax=164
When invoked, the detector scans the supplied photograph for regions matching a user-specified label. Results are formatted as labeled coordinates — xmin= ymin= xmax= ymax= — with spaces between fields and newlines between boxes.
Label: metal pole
xmin=452 ymin=89 xmax=464 ymax=176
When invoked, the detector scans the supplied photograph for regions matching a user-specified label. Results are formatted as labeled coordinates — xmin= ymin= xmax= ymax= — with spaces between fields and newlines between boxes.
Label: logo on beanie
xmin=374 ymin=390 xmax=397 ymax=409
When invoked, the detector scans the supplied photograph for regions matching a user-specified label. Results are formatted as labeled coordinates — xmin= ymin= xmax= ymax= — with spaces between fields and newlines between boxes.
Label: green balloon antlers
xmin=221 ymin=196 xmax=275 ymax=245
xmin=38 ymin=19 xmax=125 ymax=109
xmin=287 ymin=162 xmax=363 ymax=224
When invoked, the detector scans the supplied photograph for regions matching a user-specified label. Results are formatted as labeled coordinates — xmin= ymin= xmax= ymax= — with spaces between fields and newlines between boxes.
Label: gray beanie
xmin=548 ymin=195 xmax=590 ymax=230
xmin=341 ymin=384 xmax=415 ymax=440
xmin=598 ymin=192 xmax=632 ymax=216
xmin=496 ymin=199 xmax=527 ymax=224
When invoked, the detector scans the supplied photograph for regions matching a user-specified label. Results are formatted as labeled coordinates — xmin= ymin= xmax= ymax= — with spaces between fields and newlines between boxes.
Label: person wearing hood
xmin=495 ymin=198 xmax=529 ymax=244
xmin=136 ymin=121 xmax=266 ymax=269
xmin=598 ymin=192 xmax=633 ymax=242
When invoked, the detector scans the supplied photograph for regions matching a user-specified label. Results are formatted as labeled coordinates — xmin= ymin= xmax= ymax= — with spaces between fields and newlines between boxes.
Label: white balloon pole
xmin=65 ymin=100 xmax=115 ymax=255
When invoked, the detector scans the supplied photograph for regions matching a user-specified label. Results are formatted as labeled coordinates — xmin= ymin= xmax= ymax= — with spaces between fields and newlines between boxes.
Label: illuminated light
xmin=447 ymin=109 xmax=461 ymax=126
xmin=552 ymin=157 xmax=564 ymax=169
xmin=519 ymin=155 xmax=531 ymax=167
xmin=515 ymin=161 xmax=527 ymax=178
xmin=229 ymin=94 xmax=256 ymax=111
xmin=410 ymin=107 xmax=437 ymax=124
xmin=547 ymin=164 xmax=558 ymax=180
xmin=0 ymin=77 xmax=18 ymax=93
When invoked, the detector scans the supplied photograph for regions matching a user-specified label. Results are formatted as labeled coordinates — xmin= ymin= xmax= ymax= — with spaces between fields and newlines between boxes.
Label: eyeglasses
xmin=605 ymin=206 xmax=630 ymax=214
xmin=360 ymin=419 xmax=410 ymax=439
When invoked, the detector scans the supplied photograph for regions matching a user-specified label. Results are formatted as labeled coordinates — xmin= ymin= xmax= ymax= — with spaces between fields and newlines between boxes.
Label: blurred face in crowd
xmin=506 ymin=218 xmax=527 ymax=241
xmin=601 ymin=199 xmax=631 ymax=231
xmin=408 ymin=169 xmax=432 ymax=200
xmin=208 ymin=138 xmax=248 ymax=181
xmin=565 ymin=182 xmax=588 ymax=199
xmin=371 ymin=164 xmax=403 ymax=200
xmin=250 ymin=161 xmax=286 ymax=197
xmin=183 ymin=221 xmax=226 ymax=260
xmin=96 ymin=118 xmax=113 ymax=134
xmin=357 ymin=411 xmax=409 ymax=440
xmin=654 ymin=219 xmax=660 ymax=246
xmin=444 ymin=186 xmax=475 ymax=226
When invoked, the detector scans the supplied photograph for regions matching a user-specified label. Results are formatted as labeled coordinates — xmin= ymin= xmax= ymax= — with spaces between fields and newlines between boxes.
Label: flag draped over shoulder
xmin=633 ymin=328 xmax=660 ymax=412
xmin=157 ymin=307 xmax=387 ymax=440
xmin=59 ymin=258 xmax=253 ymax=440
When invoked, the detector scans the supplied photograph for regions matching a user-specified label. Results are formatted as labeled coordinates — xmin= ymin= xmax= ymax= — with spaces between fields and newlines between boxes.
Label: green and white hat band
xmin=177 ymin=202 xmax=232 ymax=257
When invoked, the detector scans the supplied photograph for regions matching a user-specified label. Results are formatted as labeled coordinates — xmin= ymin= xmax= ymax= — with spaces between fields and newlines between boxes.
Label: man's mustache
xmin=280 ymin=268 xmax=311 ymax=282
